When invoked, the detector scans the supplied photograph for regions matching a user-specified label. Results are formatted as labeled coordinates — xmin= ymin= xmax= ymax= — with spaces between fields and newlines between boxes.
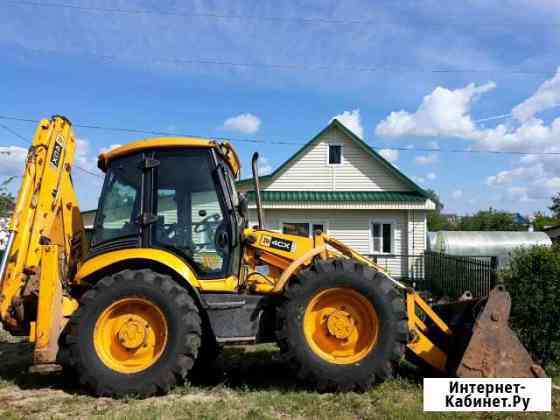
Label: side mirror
xmin=238 ymin=192 xmax=249 ymax=220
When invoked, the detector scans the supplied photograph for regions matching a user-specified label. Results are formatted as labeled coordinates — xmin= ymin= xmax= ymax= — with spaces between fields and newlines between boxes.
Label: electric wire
xmin=1 ymin=114 xmax=560 ymax=157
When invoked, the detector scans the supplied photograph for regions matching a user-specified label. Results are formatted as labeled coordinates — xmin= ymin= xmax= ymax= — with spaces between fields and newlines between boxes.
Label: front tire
xmin=276 ymin=259 xmax=407 ymax=392
xmin=64 ymin=269 xmax=201 ymax=397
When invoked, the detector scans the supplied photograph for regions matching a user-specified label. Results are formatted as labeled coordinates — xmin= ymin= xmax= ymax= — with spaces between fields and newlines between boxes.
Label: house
xmin=441 ymin=213 xmax=460 ymax=225
xmin=237 ymin=119 xmax=436 ymax=279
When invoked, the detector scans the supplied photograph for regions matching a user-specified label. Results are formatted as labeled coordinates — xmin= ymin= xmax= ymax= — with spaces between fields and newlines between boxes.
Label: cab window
xmin=153 ymin=150 xmax=230 ymax=277
xmin=94 ymin=154 xmax=141 ymax=244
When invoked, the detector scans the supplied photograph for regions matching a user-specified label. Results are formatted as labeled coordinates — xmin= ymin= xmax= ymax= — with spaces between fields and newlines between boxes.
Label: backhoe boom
xmin=0 ymin=116 xmax=86 ymax=366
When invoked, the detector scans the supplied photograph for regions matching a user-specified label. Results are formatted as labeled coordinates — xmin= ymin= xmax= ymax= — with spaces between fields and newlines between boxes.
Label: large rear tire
xmin=64 ymin=269 xmax=201 ymax=397
xmin=276 ymin=259 xmax=407 ymax=391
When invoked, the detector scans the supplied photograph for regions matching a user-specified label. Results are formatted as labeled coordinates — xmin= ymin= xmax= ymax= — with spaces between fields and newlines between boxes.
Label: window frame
xmin=369 ymin=218 xmax=395 ymax=255
xmin=327 ymin=144 xmax=343 ymax=166
xmin=280 ymin=219 xmax=329 ymax=238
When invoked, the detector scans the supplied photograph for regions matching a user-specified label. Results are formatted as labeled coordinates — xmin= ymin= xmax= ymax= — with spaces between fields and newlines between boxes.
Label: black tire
xmin=276 ymin=258 xmax=408 ymax=392
xmin=63 ymin=269 xmax=202 ymax=397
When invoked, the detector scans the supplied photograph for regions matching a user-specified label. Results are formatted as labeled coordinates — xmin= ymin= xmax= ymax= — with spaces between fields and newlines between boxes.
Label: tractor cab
xmin=92 ymin=138 xmax=244 ymax=279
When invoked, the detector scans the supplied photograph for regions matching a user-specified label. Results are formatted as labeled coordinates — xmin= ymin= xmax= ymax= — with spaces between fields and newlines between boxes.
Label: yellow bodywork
xmin=75 ymin=248 xmax=239 ymax=293
xmin=98 ymin=137 xmax=241 ymax=177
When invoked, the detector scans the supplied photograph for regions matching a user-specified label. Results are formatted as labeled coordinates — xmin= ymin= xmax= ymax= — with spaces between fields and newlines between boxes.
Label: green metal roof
xmin=245 ymin=191 xmax=427 ymax=203
xmin=236 ymin=119 xmax=430 ymax=200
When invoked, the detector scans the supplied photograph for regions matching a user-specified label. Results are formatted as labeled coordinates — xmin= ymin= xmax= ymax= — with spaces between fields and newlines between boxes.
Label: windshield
xmin=93 ymin=154 xmax=142 ymax=244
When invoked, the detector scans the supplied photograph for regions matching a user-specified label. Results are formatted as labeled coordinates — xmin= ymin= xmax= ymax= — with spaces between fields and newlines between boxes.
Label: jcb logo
xmin=260 ymin=236 xmax=271 ymax=247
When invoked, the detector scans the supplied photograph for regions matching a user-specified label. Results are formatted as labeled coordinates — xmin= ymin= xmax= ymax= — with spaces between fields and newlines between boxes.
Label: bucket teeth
xmin=456 ymin=285 xmax=546 ymax=378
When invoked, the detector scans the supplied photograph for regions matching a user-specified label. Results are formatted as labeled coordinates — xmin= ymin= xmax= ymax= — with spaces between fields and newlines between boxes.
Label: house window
xmin=371 ymin=221 xmax=393 ymax=254
xmin=328 ymin=144 xmax=342 ymax=165
xmin=282 ymin=221 xmax=326 ymax=238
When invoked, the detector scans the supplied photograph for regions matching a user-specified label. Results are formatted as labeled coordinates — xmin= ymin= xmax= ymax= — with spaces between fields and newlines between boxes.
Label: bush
xmin=500 ymin=245 xmax=560 ymax=368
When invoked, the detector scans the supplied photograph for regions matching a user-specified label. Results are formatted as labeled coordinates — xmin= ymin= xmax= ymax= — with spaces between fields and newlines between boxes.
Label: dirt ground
xmin=0 ymin=334 xmax=557 ymax=420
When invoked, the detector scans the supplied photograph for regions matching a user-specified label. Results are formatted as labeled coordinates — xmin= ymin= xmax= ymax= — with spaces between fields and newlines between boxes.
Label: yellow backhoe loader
xmin=0 ymin=116 xmax=544 ymax=396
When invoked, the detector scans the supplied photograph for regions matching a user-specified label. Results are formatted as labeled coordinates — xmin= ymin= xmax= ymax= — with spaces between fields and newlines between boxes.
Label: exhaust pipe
xmin=251 ymin=152 xmax=264 ymax=229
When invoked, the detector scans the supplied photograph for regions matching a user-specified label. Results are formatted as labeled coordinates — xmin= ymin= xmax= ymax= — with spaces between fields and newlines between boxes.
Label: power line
xmin=1 ymin=114 xmax=560 ymax=157
xmin=0 ymin=122 xmax=29 ymax=143
xmin=21 ymin=46 xmax=552 ymax=75
xmin=0 ymin=120 xmax=104 ymax=179
xmin=7 ymin=0 xmax=560 ymax=27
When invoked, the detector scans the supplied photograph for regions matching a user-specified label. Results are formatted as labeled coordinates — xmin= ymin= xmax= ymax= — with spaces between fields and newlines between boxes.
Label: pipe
xmin=251 ymin=152 xmax=264 ymax=229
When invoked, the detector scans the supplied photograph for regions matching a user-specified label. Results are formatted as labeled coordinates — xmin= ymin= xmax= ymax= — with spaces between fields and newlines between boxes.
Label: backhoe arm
xmin=0 ymin=116 xmax=87 ymax=354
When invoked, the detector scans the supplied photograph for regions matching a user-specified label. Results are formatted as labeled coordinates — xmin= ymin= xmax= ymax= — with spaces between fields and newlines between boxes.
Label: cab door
xmin=149 ymin=149 xmax=238 ymax=279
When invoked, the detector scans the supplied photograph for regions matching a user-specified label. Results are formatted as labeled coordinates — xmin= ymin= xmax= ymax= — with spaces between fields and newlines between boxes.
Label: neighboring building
xmin=237 ymin=119 xmax=436 ymax=279
xmin=441 ymin=213 xmax=460 ymax=225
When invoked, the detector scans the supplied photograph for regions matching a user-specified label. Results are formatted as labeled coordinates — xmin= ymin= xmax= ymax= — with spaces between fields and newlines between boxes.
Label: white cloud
xmin=375 ymin=68 xmax=560 ymax=208
xmin=428 ymin=141 xmax=440 ymax=149
xmin=415 ymin=153 xmax=438 ymax=165
xmin=451 ymin=189 xmax=463 ymax=199
xmin=512 ymin=67 xmax=560 ymax=122
xmin=486 ymin=165 xmax=545 ymax=187
xmin=412 ymin=176 xmax=426 ymax=185
xmin=426 ymin=172 xmax=437 ymax=180
xmin=331 ymin=109 xmax=364 ymax=139
xmin=0 ymin=146 xmax=28 ymax=176
xmin=378 ymin=148 xmax=399 ymax=164
xmin=375 ymin=82 xmax=496 ymax=138
xmin=223 ymin=113 xmax=261 ymax=134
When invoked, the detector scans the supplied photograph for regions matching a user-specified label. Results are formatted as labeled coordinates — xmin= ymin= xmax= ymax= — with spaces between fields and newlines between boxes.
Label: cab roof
xmin=97 ymin=137 xmax=241 ymax=176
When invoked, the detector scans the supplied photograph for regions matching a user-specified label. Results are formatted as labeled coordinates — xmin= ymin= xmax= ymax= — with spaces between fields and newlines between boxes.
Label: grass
xmin=0 ymin=334 xmax=557 ymax=419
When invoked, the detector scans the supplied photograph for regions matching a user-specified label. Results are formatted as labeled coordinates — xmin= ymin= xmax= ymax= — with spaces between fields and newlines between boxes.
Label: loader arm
xmin=0 ymin=116 xmax=87 ymax=366
xmin=241 ymin=228 xmax=543 ymax=378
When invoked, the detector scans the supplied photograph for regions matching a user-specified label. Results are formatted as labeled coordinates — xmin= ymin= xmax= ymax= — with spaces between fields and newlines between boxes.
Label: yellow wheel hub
xmin=303 ymin=288 xmax=378 ymax=364
xmin=326 ymin=310 xmax=355 ymax=339
xmin=117 ymin=315 xmax=147 ymax=350
xmin=94 ymin=297 xmax=168 ymax=373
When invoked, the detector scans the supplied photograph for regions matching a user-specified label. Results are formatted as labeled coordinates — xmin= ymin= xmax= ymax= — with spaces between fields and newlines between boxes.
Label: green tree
xmin=549 ymin=192 xmax=560 ymax=219
xmin=532 ymin=211 xmax=558 ymax=231
xmin=425 ymin=189 xmax=454 ymax=231
xmin=0 ymin=177 xmax=15 ymax=218
xmin=458 ymin=208 xmax=522 ymax=231
xmin=500 ymin=245 xmax=560 ymax=367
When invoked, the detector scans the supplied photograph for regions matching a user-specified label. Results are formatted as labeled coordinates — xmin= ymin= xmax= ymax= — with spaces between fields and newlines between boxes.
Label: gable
xmin=263 ymin=125 xmax=410 ymax=191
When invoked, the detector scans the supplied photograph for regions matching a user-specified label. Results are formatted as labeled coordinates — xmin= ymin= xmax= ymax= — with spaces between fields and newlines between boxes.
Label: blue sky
xmin=1 ymin=0 xmax=560 ymax=215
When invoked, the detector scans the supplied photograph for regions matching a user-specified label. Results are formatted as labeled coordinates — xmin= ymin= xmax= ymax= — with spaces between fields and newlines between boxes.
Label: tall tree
xmin=0 ymin=177 xmax=15 ymax=218
xmin=549 ymin=193 xmax=560 ymax=220
xmin=532 ymin=211 xmax=558 ymax=231
xmin=425 ymin=189 xmax=453 ymax=231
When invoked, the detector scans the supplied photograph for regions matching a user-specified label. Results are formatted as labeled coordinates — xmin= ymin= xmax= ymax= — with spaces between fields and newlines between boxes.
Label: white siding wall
xmin=263 ymin=126 xmax=412 ymax=192
xmin=407 ymin=210 xmax=427 ymax=279
xmin=249 ymin=209 xmax=411 ymax=278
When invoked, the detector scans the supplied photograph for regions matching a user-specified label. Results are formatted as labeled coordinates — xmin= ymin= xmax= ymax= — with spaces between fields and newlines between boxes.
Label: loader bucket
xmin=455 ymin=285 xmax=546 ymax=378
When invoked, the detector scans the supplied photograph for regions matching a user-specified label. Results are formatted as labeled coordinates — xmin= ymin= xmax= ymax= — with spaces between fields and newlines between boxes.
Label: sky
xmin=1 ymin=0 xmax=560 ymax=215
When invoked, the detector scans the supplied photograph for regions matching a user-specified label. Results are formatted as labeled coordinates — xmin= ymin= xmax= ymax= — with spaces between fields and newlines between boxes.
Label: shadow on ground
xmin=0 ymin=340 xmax=420 ymax=396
